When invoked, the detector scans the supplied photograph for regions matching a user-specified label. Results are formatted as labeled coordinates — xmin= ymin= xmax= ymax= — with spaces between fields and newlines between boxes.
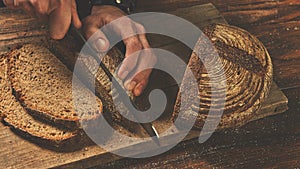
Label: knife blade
xmin=70 ymin=26 xmax=160 ymax=146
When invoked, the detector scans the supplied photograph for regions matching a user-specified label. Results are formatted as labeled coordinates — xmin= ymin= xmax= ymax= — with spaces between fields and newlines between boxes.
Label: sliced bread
xmin=48 ymin=36 xmax=143 ymax=134
xmin=7 ymin=44 xmax=103 ymax=129
xmin=0 ymin=55 xmax=79 ymax=148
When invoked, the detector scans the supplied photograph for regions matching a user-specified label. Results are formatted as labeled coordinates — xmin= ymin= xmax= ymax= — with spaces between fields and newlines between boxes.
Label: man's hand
xmin=3 ymin=0 xmax=81 ymax=39
xmin=83 ymin=5 xmax=157 ymax=96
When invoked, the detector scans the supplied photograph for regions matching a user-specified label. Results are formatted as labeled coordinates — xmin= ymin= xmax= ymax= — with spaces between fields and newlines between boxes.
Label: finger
xmin=120 ymin=51 xmax=140 ymax=90
xmin=48 ymin=1 xmax=72 ymax=39
xmin=133 ymin=71 xmax=150 ymax=96
xmin=83 ymin=16 xmax=110 ymax=52
xmin=129 ymin=23 xmax=157 ymax=96
xmin=3 ymin=0 xmax=21 ymax=9
xmin=20 ymin=2 xmax=35 ymax=17
xmin=108 ymin=18 xmax=143 ymax=79
xmin=134 ymin=23 xmax=151 ymax=49
xmin=117 ymin=37 xmax=142 ymax=80
xmin=125 ymin=68 xmax=150 ymax=96
xmin=71 ymin=0 xmax=82 ymax=29
xmin=124 ymin=49 xmax=156 ymax=96
xmin=130 ymin=50 xmax=154 ymax=96
xmin=117 ymin=23 xmax=151 ymax=93
xmin=28 ymin=0 xmax=49 ymax=22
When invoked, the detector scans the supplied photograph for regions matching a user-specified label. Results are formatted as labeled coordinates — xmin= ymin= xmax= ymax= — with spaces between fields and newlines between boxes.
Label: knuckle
xmin=101 ymin=13 xmax=115 ymax=23
xmin=29 ymin=0 xmax=45 ymax=14
xmin=29 ymin=0 xmax=35 ymax=4
xmin=135 ymin=23 xmax=146 ymax=32
xmin=51 ymin=34 xmax=64 ymax=40
xmin=83 ymin=16 xmax=95 ymax=26
xmin=36 ymin=6 xmax=44 ymax=14
xmin=56 ymin=0 xmax=63 ymax=6
xmin=126 ymin=37 xmax=142 ymax=49
xmin=120 ymin=16 xmax=132 ymax=24
xmin=29 ymin=0 xmax=38 ymax=6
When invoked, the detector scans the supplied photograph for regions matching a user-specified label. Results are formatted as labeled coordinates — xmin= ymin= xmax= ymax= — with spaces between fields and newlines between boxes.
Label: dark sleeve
xmin=0 ymin=0 xmax=5 ymax=7
xmin=76 ymin=0 xmax=92 ymax=20
xmin=76 ymin=0 xmax=136 ymax=19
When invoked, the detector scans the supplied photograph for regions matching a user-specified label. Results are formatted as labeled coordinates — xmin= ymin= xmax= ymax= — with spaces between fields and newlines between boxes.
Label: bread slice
xmin=48 ymin=36 xmax=143 ymax=134
xmin=172 ymin=24 xmax=273 ymax=129
xmin=0 ymin=54 xmax=79 ymax=148
xmin=7 ymin=44 xmax=103 ymax=129
xmin=48 ymin=38 xmax=125 ymax=121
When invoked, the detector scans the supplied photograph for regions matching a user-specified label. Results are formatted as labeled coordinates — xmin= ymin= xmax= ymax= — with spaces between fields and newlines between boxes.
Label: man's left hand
xmin=83 ymin=5 xmax=157 ymax=96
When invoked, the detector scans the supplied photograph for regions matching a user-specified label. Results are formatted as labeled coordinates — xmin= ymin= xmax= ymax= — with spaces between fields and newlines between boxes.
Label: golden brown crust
xmin=172 ymin=24 xmax=273 ymax=130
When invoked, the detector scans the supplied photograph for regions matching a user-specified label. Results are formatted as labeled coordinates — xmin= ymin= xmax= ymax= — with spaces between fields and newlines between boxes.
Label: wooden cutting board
xmin=0 ymin=3 xmax=288 ymax=169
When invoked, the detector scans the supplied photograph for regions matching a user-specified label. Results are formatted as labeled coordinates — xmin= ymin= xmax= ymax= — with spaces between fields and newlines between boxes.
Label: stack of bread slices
xmin=0 ymin=44 xmax=108 ymax=149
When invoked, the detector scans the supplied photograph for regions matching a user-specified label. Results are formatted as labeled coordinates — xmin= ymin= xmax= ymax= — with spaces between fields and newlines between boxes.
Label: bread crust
xmin=0 ymin=55 xmax=80 ymax=149
xmin=6 ymin=44 xmax=103 ymax=130
xmin=172 ymin=24 xmax=273 ymax=130
xmin=48 ymin=36 xmax=144 ymax=134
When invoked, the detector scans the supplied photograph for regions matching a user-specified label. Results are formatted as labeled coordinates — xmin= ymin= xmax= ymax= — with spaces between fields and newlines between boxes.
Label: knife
xmin=70 ymin=26 xmax=160 ymax=146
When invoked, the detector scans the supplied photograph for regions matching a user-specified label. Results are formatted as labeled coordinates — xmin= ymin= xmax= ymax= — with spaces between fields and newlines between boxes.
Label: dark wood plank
xmin=250 ymin=82 xmax=288 ymax=122
xmin=0 ymin=9 xmax=48 ymax=52
xmin=0 ymin=2 xmax=292 ymax=168
xmin=0 ymin=123 xmax=112 ymax=169
xmin=97 ymin=86 xmax=300 ymax=169
xmin=99 ymin=131 xmax=300 ymax=168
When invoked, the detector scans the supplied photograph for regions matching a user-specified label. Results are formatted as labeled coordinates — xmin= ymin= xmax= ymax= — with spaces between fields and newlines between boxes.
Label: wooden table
xmin=0 ymin=0 xmax=298 ymax=168
xmin=96 ymin=0 xmax=300 ymax=168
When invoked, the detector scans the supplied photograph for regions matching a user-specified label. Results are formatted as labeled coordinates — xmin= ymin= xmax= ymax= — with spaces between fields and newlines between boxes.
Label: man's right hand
xmin=3 ymin=0 xmax=81 ymax=39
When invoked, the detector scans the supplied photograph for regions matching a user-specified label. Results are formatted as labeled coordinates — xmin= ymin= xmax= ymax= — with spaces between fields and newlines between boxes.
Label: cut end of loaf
xmin=7 ymin=44 xmax=103 ymax=129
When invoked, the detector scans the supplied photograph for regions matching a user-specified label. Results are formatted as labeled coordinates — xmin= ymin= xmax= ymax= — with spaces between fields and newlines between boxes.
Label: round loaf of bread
xmin=172 ymin=23 xmax=273 ymax=130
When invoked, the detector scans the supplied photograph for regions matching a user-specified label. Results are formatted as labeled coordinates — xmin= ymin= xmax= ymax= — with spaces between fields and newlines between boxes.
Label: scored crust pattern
xmin=172 ymin=24 xmax=273 ymax=129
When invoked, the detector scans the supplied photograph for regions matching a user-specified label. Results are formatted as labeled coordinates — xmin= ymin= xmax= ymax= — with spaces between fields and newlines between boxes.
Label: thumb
xmin=83 ymin=16 xmax=110 ymax=52
xmin=3 ymin=0 xmax=20 ymax=9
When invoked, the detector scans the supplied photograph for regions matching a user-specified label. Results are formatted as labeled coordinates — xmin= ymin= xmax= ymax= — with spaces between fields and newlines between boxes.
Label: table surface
xmin=96 ymin=0 xmax=300 ymax=168
xmin=0 ymin=3 xmax=290 ymax=168
xmin=0 ymin=0 xmax=298 ymax=168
